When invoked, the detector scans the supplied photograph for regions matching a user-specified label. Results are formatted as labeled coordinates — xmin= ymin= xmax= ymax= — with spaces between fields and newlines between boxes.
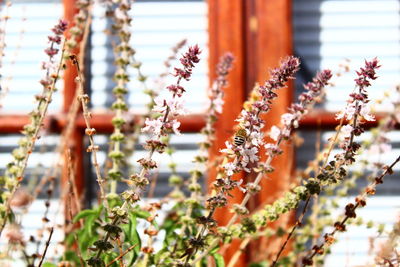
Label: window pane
xmin=293 ymin=0 xmax=400 ymax=111
xmin=90 ymin=0 xmax=208 ymax=113
xmin=1 ymin=0 xmax=63 ymax=112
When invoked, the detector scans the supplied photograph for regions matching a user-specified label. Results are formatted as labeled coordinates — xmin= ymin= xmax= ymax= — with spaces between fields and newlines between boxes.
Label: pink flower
xmin=336 ymin=104 xmax=356 ymax=121
xmin=153 ymin=96 xmax=167 ymax=113
xmin=264 ymin=143 xmax=282 ymax=155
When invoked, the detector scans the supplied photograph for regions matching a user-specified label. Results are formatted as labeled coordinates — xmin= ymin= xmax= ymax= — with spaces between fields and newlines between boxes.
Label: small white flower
xmin=237 ymin=179 xmax=247 ymax=193
xmin=269 ymin=126 xmax=281 ymax=141
xmin=167 ymin=97 xmax=187 ymax=116
xmin=142 ymin=118 xmax=163 ymax=135
xmin=336 ymin=104 xmax=356 ymax=121
xmin=153 ymin=96 xmax=167 ymax=113
xmin=249 ymin=131 xmax=263 ymax=147
xmin=281 ymin=127 xmax=291 ymax=138
xmin=264 ymin=143 xmax=281 ymax=155
xmin=281 ymin=113 xmax=295 ymax=126
xmin=341 ymin=124 xmax=353 ymax=138
xmin=360 ymin=104 xmax=375 ymax=121
xmin=220 ymin=141 xmax=234 ymax=154
xmin=213 ymin=97 xmax=224 ymax=114
xmin=224 ymin=162 xmax=237 ymax=176
xmin=115 ymin=7 xmax=128 ymax=20
xmin=171 ymin=119 xmax=181 ymax=135
xmin=242 ymin=147 xmax=259 ymax=163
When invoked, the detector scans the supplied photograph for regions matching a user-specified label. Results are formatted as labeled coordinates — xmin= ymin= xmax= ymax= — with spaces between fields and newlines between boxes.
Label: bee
xmin=234 ymin=128 xmax=247 ymax=146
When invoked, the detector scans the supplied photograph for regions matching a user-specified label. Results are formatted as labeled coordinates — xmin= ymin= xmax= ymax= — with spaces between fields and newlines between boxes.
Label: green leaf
xmin=249 ymin=262 xmax=268 ymax=267
xmin=73 ymin=209 xmax=98 ymax=223
xmin=87 ymin=213 xmax=99 ymax=234
xmin=134 ymin=209 xmax=151 ymax=220
xmin=122 ymin=213 xmax=141 ymax=264
xmin=212 ymin=253 xmax=225 ymax=267
xmin=209 ymin=245 xmax=220 ymax=255
xmin=42 ymin=263 xmax=57 ymax=267
xmin=63 ymin=250 xmax=82 ymax=265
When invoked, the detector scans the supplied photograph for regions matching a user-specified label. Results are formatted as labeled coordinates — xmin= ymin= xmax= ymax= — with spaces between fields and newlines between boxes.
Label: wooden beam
xmin=0 ymin=111 xmax=389 ymax=134
xmin=208 ymin=0 xmax=247 ymax=265
xmin=62 ymin=0 xmax=84 ymax=215
xmin=0 ymin=113 xmax=206 ymax=134
xmin=249 ymin=0 xmax=294 ymax=262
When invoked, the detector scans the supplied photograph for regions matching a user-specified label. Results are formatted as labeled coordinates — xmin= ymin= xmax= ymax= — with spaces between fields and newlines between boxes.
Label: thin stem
xmin=70 ymin=55 xmax=109 ymax=211
xmin=65 ymin=150 xmax=85 ymax=266
xmin=106 ymin=243 xmax=138 ymax=267
xmin=37 ymin=227 xmax=54 ymax=267
xmin=271 ymin=197 xmax=311 ymax=267
xmin=226 ymin=237 xmax=250 ymax=267
xmin=0 ymin=42 xmax=67 ymax=237
xmin=303 ymin=155 xmax=400 ymax=266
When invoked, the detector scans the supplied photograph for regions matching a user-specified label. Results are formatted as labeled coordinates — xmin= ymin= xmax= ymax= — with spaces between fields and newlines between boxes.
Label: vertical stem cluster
xmin=70 ymin=55 xmax=108 ymax=211
xmin=86 ymin=45 xmax=201 ymax=266
xmin=0 ymin=20 xmax=68 ymax=234
xmin=107 ymin=0 xmax=134 ymax=194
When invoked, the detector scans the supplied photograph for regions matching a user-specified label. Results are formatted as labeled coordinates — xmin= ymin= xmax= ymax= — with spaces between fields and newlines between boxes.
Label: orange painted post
xmin=250 ymin=0 xmax=295 ymax=262
xmin=254 ymin=0 xmax=294 ymax=205
xmin=62 ymin=0 xmax=85 ymax=203
xmin=208 ymin=0 xmax=247 ymax=265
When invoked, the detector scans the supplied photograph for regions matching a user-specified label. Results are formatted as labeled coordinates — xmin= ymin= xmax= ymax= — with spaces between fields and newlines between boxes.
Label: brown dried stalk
xmin=64 ymin=149 xmax=85 ymax=266
xmin=271 ymin=117 xmax=346 ymax=266
xmin=302 ymin=155 xmax=400 ymax=266
xmin=69 ymin=54 xmax=108 ymax=210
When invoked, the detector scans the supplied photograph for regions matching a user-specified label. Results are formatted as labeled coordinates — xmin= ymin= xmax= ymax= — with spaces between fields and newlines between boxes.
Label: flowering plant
xmin=0 ymin=1 xmax=399 ymax=267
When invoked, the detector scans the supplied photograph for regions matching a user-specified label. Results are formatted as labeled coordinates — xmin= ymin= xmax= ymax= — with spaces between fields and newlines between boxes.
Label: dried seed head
xmin=144 ymin=227 xmax=158 ymax=236
xmin=141 ymin=246 xmax=154 ymax=254
xmin=85 ymin=128 xmax=96 ymax=136
xmin=365 ymin=186 xmax=376 ymax=195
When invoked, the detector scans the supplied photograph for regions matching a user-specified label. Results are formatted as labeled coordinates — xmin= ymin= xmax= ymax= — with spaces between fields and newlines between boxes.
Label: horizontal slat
xmin=293 ymin=0 xmax=400 ymax=113
xmin=294 ymin=0 xmax=399 ymax=13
